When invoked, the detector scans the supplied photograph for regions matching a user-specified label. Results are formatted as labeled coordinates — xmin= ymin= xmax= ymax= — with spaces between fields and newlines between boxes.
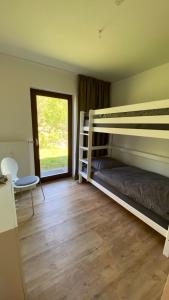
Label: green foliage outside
xmin=40 ymin=148 xmax=68 ymax=171
xmin=37 ymin=96 xmax=68 ymax=171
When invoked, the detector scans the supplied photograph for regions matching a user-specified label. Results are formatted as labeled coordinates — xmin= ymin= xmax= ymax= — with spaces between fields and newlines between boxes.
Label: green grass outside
xmin=40 ymin=147 xmax=68 ymax=171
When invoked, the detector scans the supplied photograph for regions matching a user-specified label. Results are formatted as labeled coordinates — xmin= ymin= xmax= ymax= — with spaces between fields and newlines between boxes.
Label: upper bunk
xmin=83 ymin=99 xmax=169 ymax=140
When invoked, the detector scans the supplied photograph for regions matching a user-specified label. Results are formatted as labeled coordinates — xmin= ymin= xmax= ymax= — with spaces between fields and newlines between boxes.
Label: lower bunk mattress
xmin=91 ymin=166 xmax=169 ymax=229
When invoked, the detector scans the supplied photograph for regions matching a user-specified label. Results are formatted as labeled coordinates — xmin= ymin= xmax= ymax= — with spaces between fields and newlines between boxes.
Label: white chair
xmin=1 ymin=157 xmax=45 ymax=216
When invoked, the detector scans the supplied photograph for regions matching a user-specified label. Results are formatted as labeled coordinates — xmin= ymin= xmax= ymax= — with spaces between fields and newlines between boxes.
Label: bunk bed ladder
xmin=79 ymin=110 xmax=109 ymax=183
xmin=78 ymin=110 xmax=93 ymax=183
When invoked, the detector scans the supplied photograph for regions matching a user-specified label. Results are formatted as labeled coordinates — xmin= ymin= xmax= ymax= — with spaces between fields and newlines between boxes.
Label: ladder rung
xmin=79 ymin=171 xmax=87 ymax=179
xmin=79 ymin=159 xmax=88 ymax=164
xmin=80 ymin=145 xmax=108 ymax=151
xmin=80 ymin=146 xmax=88 ymax=150
xmin=80 ymin=132 xmax=89 ymax=136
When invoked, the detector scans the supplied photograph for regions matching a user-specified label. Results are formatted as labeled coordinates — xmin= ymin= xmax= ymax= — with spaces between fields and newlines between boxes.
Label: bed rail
xmin=83 ymin=99 xmax=169 ymax=140
xmin=92 ymin=99 xmax=169 ymax=115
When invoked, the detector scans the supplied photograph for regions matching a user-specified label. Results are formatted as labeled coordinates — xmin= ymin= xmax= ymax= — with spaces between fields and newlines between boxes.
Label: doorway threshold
xmin=41 ymin=167 xmax=68 ymax=178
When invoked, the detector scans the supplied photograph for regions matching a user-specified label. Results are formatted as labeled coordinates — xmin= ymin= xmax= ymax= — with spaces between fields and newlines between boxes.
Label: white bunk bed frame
xmin=78 ymin=99 xmax=169 ymax=257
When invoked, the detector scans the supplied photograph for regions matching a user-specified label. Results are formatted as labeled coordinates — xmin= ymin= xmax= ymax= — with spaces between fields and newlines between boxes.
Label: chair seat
xmin=15 ymin=175 xmax=39 ymax=186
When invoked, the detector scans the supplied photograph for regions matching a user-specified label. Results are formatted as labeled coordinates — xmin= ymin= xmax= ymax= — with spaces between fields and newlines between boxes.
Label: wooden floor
xmin=17 ymin=178 xmax=169 ymax=300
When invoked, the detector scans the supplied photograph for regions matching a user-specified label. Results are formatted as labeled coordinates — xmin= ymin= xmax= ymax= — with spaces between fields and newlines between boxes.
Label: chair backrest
xmin=1 ymin=157 xmax=19 ymax=181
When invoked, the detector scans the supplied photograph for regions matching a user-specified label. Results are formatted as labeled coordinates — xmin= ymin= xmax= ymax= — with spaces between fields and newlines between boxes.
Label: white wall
xmin=0 ymin=53 xmax=77 ymax=176
xmin=111 ymin=62 xmax=169 ymax=176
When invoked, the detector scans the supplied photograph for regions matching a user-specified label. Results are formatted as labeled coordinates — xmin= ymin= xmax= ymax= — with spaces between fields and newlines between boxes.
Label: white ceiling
xmin=0 ymin=0 xmax=169 ymax=81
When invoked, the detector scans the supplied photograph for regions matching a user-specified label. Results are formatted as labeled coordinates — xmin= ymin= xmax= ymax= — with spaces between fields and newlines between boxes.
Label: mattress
xmin=93 ymin=172 xmax=169 ymax=229
xmin=94 ymin=166 xmax=169 ymax=223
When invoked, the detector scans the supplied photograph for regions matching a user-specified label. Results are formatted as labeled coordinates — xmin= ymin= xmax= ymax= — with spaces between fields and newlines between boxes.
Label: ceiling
xmin=0 ymin=0 xmax=169 ymax=81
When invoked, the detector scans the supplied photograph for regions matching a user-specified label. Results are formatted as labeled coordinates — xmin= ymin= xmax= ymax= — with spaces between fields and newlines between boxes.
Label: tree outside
xmin=37 ymin=96 xmax=68 ymax=175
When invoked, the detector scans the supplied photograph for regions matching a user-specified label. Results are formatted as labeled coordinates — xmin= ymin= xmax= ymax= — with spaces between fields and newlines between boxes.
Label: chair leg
xmin=40 ymin=180 xmax=45 ymax=201
xmin=30 ymin=189 xmax=35 ymax=216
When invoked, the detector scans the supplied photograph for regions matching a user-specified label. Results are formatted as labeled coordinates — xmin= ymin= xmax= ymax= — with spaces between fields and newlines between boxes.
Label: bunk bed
xmin=78 ymin=99 xmax=169 ymax=257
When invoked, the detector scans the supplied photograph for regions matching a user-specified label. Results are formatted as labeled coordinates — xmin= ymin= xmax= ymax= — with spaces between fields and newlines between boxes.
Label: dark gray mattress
xmin=94 ymin=166 xmax=169 ymax=224
xmin=81 ymin=156 xmax=169 ymax=228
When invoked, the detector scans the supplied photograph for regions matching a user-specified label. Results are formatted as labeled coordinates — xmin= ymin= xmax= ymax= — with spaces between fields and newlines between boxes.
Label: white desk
xmin=0 ymin=178 xmax=25 ymax=300
xmin=0 ymin=178 xmax=17 ymax=233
